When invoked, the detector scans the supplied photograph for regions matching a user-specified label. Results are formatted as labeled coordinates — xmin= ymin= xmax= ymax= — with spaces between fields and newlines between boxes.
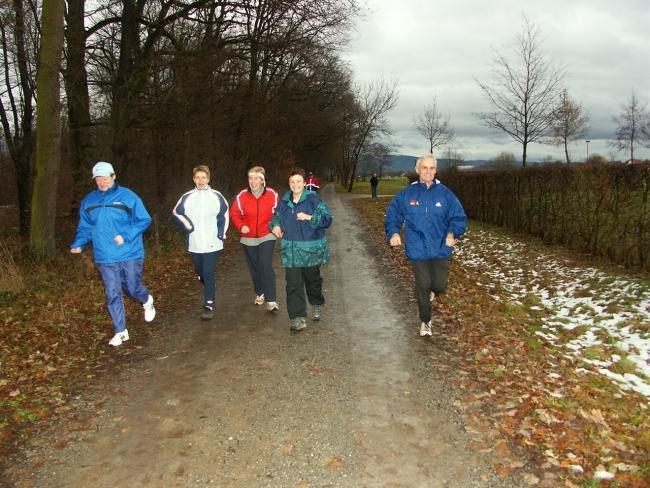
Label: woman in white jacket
xmin=172 ymin=165 xmax=229 ymax=319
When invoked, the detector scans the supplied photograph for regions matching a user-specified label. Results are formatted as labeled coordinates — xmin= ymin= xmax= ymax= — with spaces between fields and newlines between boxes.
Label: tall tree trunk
xmin=64 ymin=0 xmax=93 ymax=187
xmin=110 ymin=0 xmax=142 ymax=177
xmin=14 ymin=0 xmax=35 ymax=236
xmin=30 ymin=0 xmax=65 ymax=256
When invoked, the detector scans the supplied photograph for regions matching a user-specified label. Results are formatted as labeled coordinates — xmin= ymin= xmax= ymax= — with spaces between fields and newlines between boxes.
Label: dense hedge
xmin=442 ymin=163 xmax=650 ymax=271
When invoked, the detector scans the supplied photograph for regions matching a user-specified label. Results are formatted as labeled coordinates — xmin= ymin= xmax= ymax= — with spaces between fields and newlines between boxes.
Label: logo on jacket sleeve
xmin=435 ymin=201 xmax=442 ymax=207
xmin=409 ymin=199 xmax=419 ymax=206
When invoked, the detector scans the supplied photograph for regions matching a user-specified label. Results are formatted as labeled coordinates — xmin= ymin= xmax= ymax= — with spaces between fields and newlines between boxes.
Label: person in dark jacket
xmin=172 ymin=165 xmax=229 ymax=320
xmin=270 ymin=167 xmax=333 ymax=332
xmin=230 ymin=166 xmax=280 ymax=311
xmin=370 ymin=173 xmax=379 ymax=198
xmin=384 ymin=154 xmax=467 ymax=337
xmin=70 ymin=161 xmax=156 ymax=347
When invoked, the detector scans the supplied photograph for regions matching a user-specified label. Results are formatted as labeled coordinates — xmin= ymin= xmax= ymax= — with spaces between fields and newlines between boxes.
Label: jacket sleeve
xmin=70 ymin=198 xmax=93 ymax=249
xmin=172 ymin=193 xmax=193 ymax=233
xmin=269 ymin=206 xmax=283 ymax=230
xmin=308 ymin=199 xmax=333 ymax=230
xmin=446 ymin=192 xmax=467 ymax=239
xmin=229 ymin=192 xmax=245 ymax=231
xmin=122 ymin=195 xmax=151 ymax=243
xmin=384 ymin=193 xmax=405 ymax=239
xmin=215 ymin=192 xmax=229 ymax=240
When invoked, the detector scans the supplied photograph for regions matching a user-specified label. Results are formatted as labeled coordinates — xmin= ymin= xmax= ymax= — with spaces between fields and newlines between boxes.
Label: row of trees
xmin=0 ymin=0 xmax=398 ymax=255
xmin=413 ymin=16 xmax=650 ymax=166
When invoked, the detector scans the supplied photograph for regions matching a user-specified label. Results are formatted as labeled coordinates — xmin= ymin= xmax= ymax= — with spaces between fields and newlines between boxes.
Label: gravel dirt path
xmin=3 ymin=187 xmax=526 ymax=487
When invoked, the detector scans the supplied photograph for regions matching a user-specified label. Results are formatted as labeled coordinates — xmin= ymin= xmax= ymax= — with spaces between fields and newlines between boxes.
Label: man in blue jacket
xmin=71 ymin=162 xmax=156 ymax=347
xmin=384 ymin=155 xmax=467 ymax=337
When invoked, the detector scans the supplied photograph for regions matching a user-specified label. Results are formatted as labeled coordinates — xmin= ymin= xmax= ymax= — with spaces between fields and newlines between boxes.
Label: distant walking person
xmin=306 ymin=172 xmax=321 ymax=193
xmin=230 ymin=166 xmax=280 ymax=311
xmin=172 ymin=165 xmax=229 ymax=320
xmin=370 ymin=173 xmax=379 ymax=198
xmin=70 ymin=161 xmax=156 ymax=347
xmin=384 ymin=155 xmax=467 ymax=337
xmin=271 ymin=167 xmax=333 ymax=332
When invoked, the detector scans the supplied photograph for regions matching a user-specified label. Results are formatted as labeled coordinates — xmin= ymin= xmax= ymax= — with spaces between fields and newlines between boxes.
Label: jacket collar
xmin=282 ymin=190 xmax=309 ymax=204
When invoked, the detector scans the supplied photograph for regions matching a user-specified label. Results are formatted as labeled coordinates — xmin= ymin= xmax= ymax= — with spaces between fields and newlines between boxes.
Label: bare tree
xmin=609 ymin=91 xmax=650 ymax=163
xmin=338 ymin=77 xmax=398 ymax=191
xmin=491 ymin=151 xmax=516 ymax=169
xmin=414 ymin=95 xmax=454 ymax=154
xmin=476 ymin=16 xmax=564 ymax=166
xmin=550 ymin=89 xmax=589 ymax=163
xmin=30 ymin=0 xmax=64 ymax=256
xmin=0 ymin=0 xmax=38 ymax=235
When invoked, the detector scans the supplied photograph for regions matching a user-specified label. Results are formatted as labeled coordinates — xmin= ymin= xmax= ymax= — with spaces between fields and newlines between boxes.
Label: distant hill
xmin=378 ymin=154 xmax=488 ymax=174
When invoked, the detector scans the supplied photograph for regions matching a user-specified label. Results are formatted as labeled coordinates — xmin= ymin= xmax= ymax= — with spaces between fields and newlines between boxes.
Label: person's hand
xmin=114 ymin=235 xmax=124 ymax=245
xmin=241 ymin=225 xmax=250 ymax=234
xmin=70 ymin=247 xmax=82 ymax=254
xmin=271 ymin=226 xmax=283 ymax=239
xmin=446 ymin=233 xmax=456 ymax=247
xmin=296 ymin=212 xmax=312 ymax=221
xmin=389 ymin=233 xmax=402 ymax=246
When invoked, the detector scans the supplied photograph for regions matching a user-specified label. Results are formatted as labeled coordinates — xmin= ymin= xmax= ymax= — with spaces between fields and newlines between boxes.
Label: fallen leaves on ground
xmin=0 ymin=232 xmax=236 ymax=461
xmin=352 ymin=196 xmax=649 ymax=488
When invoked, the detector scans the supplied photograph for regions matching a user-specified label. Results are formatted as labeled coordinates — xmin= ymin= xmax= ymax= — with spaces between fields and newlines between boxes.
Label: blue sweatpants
xmin=98 ymin=259 xmax=150 ymax=333
xmin=191 ymin=251 xmax=221 ymax=306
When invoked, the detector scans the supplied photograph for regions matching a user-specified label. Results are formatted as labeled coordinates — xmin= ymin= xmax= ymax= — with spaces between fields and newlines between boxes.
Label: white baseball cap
xmin=92 ymin=161 xmax=115 ymax=179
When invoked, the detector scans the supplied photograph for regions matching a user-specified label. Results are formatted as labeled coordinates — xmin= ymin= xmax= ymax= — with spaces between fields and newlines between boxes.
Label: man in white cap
xmin=71 ymin=161 xmax=156 ymax=346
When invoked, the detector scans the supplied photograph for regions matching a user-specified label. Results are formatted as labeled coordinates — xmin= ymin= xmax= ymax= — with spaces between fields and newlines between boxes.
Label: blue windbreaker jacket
xmin=71 ymin=183 xmax=151 ymax=264
xmin=384 ymin=180 xmax=467 ymax=261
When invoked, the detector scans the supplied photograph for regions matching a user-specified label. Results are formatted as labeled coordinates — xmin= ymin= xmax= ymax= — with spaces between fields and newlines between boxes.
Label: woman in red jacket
xmin=230 ymin=166 xmax=280 ymax=311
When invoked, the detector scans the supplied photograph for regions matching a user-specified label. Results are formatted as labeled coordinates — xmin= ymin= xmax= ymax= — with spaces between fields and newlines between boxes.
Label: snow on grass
xmin=455 ymin=228 xmax=650 ymax=398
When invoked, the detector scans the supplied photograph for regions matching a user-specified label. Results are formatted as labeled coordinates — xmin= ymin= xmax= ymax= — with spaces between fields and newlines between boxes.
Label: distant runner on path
xmin=370 ymin=172 xmax=379 ymax=198
xmin=384 ymin=154 xmax=467 ymax=337
xmin=306 ymin=171 xmax=321 ymax=193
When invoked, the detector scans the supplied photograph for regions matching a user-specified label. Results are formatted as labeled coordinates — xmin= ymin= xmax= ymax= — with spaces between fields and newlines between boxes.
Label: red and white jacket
xmin=230 ymin=187 xmax=279 ymax=238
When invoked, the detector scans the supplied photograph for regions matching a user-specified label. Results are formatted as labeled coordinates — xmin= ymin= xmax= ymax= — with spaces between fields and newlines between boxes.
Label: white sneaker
xmin=267 ymin=301 xmax=279 ymax=311
xmin=419 ymin=321 xmax=432 ymax=337
xmin=143 ymin=295 xmax=156 ymax=322
xmin=109 ymin=329 xmax=129 ymax=346
xmin=254 ymin=294 xmax=265 ymax=305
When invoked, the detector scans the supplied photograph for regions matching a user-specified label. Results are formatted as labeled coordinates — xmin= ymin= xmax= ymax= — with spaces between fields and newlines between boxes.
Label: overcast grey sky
xmin=342 ymin=0 xmax=650 ymax=161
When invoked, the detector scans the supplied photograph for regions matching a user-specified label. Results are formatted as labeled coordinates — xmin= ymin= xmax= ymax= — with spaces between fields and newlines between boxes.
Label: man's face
xmin=95 ymin=175 xmax=115 ymax=192
xmin=416 ymin=159 xmax=437 ymax=184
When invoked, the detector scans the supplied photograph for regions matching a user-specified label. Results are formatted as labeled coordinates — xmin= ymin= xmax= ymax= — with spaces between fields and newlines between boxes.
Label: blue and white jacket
xmin=172 ymin=186 xmax=229 ymax=253
xmin=385 ymin=179 xmax=467 ymax=261
xmin=71 ymin=183 xmax=151 ymax=264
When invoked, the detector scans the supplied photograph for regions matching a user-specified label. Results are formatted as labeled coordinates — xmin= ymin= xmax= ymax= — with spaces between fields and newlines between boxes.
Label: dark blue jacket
xmin=385 ymin=180 xmax=467 ymax=261
xmin=270 ymin=191 xmax=332 ymax=267
xmin=71 ymin=183 xmax=151 ymax=264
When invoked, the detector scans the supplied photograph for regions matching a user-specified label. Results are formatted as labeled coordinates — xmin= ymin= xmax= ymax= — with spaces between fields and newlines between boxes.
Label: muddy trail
xmin=3 ymin=187 xmax=527 ymax=487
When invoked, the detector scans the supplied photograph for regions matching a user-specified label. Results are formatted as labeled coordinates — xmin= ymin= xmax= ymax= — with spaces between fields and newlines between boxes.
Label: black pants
xmin=285 ymin=266 xmax=324 ymax=319
xmin=371 ymin=185 xmax=378 ymax=198
xmin=411 ymin=258 xmax=449 ymax=322
xmin=241 ymin=240 xmax=277 ymax=301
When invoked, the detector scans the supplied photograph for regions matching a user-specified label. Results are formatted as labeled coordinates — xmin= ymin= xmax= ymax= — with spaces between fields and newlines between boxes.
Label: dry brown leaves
xmin=352 ymin=197 xmax=649 ymax=487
